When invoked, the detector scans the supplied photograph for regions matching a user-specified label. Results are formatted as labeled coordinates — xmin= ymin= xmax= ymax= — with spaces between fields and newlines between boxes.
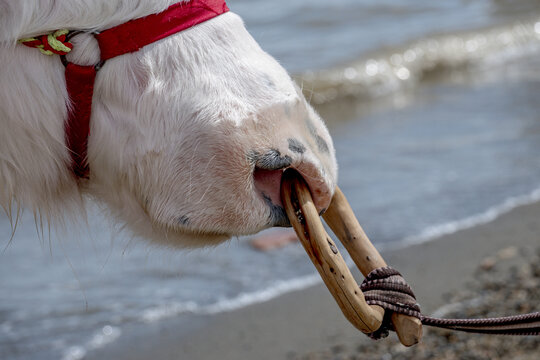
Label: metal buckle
xmin=59 ymin=30 xmax=106 ymax=71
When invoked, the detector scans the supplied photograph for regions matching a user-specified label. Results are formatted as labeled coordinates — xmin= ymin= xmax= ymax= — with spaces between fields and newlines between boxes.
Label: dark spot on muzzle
xmin=304 ymin=116 xmax=329 ymax=154
xmin=305 ymin=116 xmax=317 ymax=136
xmin=314 ymin=134 xmax=329 ymax=154
xmin=247 ymin=150 xmax=259 ymax=165
xmin=288 ymin=138 xmax=306 ymax=154
xmin=252 ymin=149 xmax=292 ymax=170
xmin=263 ymin=193 xmax=290 ymax=227
xmin=177 ymin=215 xmax=190 ymax=225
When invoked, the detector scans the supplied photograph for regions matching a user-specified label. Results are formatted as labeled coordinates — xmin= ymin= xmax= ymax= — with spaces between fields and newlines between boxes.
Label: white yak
xmin=0 ymin=0 xmax=337 ymax=247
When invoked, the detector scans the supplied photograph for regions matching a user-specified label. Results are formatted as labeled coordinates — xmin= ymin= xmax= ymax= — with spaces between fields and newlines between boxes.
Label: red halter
xmin=46 ymin=1 xmax=228 ymax=178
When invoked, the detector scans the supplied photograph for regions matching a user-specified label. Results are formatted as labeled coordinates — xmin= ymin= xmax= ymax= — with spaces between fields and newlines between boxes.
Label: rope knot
xmin=361 ymin=266 xmax=540 ymax=338
xmin=360 ymin=266 xmax=421 ymax=339
xmin=18 ymin=29 xmax=73 ymax=56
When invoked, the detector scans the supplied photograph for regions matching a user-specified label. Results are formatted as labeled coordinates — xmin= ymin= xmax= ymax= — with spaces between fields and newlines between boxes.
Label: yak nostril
xmin=253 ymin=164 xmax=333 ymax=220
xmin=254 ymin=167 xmax=285 ymax=208
xmin=252 ymin=149 xmax=292 ymax=209
xmin=254 ymin=149 xmax=292 ymax=171
xmin=251 ymin=148 xmax=333 ymax=221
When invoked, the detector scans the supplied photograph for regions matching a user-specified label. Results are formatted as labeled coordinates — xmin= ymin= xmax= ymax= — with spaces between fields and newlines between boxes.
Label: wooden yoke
xmin=280 ymin=170 xmax=422 ymax=346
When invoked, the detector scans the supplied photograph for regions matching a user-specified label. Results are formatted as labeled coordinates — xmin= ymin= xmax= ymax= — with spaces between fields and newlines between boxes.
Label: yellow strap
xmin=47 ymin=30 xmax=71 ymax=53
xmin=18 ymin=29 xmax=72 ymax=56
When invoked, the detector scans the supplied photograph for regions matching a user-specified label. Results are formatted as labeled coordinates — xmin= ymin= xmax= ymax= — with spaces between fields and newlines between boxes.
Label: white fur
xmin=0 ymin=0 xmax=337 ymax=247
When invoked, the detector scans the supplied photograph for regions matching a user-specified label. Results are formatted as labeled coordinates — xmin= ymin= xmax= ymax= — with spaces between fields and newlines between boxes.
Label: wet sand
xmin=87 ymin=200 xmax=540 ymax=360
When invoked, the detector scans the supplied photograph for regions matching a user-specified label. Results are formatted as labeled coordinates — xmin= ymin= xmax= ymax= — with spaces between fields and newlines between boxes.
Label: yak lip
xmin=253 ymin=165 xmax=332 ymax=226
xmin=254 ymin=167 xmax=286 ymax=207
xmin=251 ymin=147 xmax=332 ymax=217
xmin=261 ymin=191 xmax=291 ymax=227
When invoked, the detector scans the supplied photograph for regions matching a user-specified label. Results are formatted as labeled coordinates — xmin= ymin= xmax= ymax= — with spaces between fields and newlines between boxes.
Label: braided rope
xmin=18 ymin=29 xmax=73 ymax=56
xmin=361 ymin=266 xmax=540 ymax=339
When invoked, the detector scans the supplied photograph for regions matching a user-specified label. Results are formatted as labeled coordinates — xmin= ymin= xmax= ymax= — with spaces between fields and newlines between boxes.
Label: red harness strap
xmin=64 ymin=63 xmax=97 ymax=178
xmin=61 ymin=0 xmax=229 ymax=178
xmin=96 ymin=0 xmax=229 ymax=61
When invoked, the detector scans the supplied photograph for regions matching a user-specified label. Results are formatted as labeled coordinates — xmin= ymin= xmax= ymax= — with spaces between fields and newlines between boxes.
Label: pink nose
xmin=253 ymin=149 xmax=333 ymax=218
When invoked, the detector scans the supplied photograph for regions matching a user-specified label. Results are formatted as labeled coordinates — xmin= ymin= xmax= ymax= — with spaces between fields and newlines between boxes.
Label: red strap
xmin=96 ymin=0 xmax=229 ymax=61
xmin=65 ymin=63 xmax=96 ymax=178
xmin=64 ymin=0 xmax=228 ymax=178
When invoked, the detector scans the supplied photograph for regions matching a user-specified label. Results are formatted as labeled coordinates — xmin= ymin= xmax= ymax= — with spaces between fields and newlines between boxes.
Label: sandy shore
xmin=87 ymin=200 xmax=540 ymax=360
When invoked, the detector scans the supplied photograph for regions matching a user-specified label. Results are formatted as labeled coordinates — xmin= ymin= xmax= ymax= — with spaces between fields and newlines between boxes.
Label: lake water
xmin=2 ymin=1 xmax=540 ymax=359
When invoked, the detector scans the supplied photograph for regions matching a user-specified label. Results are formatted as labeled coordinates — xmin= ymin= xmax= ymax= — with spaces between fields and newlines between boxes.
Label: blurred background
xmin=1 ymin=1 xmax=540 ymax=359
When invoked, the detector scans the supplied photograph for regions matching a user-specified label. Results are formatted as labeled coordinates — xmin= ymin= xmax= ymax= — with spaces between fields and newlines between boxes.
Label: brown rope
xmin=361 ymin=266 xmax=540 ymax=339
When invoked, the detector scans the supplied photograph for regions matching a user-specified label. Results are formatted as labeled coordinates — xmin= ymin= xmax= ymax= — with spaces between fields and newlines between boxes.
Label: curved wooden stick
xmin=281 ymin=171 xmax=384 ymax=333
xmin=323 ymin=187 xmax=423 ymax=346
xmin=281 ymin=170 xmax=422 ymax=346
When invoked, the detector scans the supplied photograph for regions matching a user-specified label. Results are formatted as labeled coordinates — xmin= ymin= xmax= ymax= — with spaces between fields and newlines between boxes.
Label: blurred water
xmin=2 ymin=1 xmax=540 ymax=359
xmin=235 ymin=0 xmax=539 ymax=72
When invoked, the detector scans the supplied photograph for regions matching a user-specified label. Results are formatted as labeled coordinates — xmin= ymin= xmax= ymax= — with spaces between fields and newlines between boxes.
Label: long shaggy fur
xmin=0 ymin=0 xmax=337 ymax=247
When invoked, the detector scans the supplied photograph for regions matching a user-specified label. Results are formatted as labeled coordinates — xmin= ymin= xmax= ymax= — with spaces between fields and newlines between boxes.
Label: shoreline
xmin=86 ymin=200 xmax=540 ymax=360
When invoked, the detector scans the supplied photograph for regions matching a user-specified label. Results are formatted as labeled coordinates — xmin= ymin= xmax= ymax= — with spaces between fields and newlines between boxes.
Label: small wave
xmin=300 ymin=19 xmax=540 ymax=104
xmin=201 ymin=274 xmax=321 ymax=314
xmin=141 ymin=301 xmax=199 ymax=323
xmin=398 ymin=185 xmax=540 ymax=249
xmin=61 ymin=325 xmax=121 ymax=360
xmin=140 ymin=273 xmax=322 ymax=323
